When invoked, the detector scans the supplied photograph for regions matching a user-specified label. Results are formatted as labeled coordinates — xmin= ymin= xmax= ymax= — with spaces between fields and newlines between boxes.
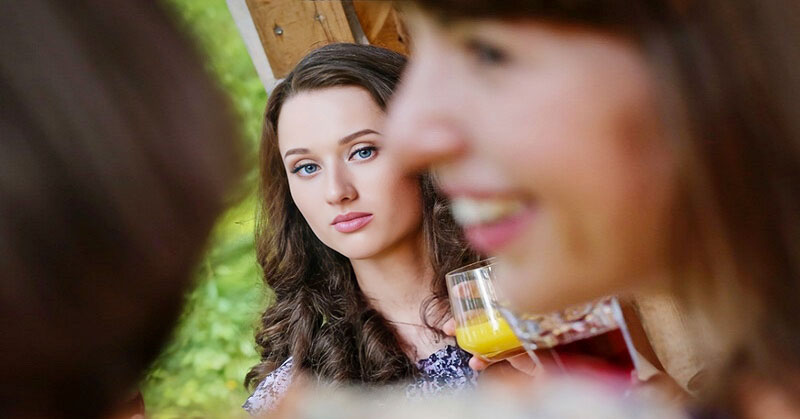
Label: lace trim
xmin=244 ymin=346 xmax=476 ymax=416
xmin=407 ymin=345 xmax=477 ymax=398
xmin=242 ymin=357 xmax=294 ymax=415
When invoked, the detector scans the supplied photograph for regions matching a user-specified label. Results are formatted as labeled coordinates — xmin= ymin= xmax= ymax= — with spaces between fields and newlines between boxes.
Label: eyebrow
xmin=283 ymin=129 xmax=380 ymax=159
xmin=283 ymin=147 xmax=310 ymax=158
xmin=338 ymin=129 xmax=380 ymax=145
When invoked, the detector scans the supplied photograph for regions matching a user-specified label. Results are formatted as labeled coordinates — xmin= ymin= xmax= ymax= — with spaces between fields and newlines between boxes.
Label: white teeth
xmin=450 ymin=197 xmax=526 ymax=226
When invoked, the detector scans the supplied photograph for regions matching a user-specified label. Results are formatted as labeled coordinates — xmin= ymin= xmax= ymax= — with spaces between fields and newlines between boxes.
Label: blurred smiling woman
xmin=243 ymin=43 xmax=479 ymax=415
xmin=384 ymin=1 xmax=800 ymax=417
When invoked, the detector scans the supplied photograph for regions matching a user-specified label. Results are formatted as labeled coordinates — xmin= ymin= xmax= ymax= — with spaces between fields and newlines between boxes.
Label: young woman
xmin=384 ymin=1 xmax=800 ymax=417
xmin=243 ymin=43 xmax=480 ymax=415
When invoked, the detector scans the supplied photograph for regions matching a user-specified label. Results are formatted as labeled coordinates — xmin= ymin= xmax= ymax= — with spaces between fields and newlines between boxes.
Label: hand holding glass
xmin=447 ymin=259 xmax=640 ymax=376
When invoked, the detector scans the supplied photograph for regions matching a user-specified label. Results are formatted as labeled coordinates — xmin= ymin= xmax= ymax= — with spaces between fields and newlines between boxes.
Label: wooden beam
xmin=244 ymin=0 xmax=355 ymax=79
xmin=352 ymin=1 xmax=408 ymax=54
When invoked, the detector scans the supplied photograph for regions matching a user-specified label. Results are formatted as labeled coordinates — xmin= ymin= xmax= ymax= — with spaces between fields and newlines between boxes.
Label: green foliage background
xmin=142 ymin=1 xmax=268 ymax=417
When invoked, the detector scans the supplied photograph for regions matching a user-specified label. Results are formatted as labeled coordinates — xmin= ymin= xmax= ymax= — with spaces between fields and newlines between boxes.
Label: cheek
xmin=398 ymin=177 xmax=424 ymax=225
xmin=359 ymin=153 xmax=423 ymax=209
xmin=393 ymin=174 xmax=423 ymax=207
xmin=481 ymin=61 xmax=672 ymax=268
xmin=463 ymin=68 xmax=585 ymax=193
xmin=388 ymin=174 xmax=423 ymax=220
xmin=365 ymin=166 xmax=423 ymax=232
xmin=288 ymin=179 xmax=328 ymax=235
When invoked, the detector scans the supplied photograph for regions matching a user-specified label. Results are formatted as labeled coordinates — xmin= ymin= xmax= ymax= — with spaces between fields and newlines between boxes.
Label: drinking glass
xmin=497 ymin=295 xmax=641 ymax=376
xmin=448 ymin=259 xmax=640 ymax=376
xmin=446 ymin=259 xmax=527 ymax=362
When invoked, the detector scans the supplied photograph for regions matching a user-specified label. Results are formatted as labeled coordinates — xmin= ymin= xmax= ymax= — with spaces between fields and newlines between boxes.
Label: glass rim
xmin=445 ymin=257 xmax=497 ymax=278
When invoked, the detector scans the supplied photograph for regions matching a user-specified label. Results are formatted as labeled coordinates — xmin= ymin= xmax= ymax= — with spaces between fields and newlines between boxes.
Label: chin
xmin=339 ymin=249 xmax=380 ymax=261
xmin=329 ymin=241 xmax=383 ymax=261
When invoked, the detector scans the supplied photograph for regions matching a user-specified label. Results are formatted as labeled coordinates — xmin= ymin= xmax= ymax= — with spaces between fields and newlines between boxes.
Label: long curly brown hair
xmin=245 ymin=43 xmax=478 ymax=390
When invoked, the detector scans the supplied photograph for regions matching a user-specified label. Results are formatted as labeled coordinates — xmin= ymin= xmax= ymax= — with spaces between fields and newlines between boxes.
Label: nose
xmin=384 ymin=50 xmax=468 ymax=174
xmin=325 ymin=163 xmax=357 ymax=205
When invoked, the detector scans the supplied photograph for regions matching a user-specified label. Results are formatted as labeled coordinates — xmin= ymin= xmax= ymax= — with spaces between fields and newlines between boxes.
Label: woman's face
xmin=385 ymin=15 xmax=676 ymax=312
xmin=279 ymin=86 xmax=423 ymax=260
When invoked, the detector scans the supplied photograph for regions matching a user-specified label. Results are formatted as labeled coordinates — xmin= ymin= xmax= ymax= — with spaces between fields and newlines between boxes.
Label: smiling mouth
xmin=332 ymin=212 xmax=374 ymax=233
xmin=450 ymin=197 xmax=535 ymax=253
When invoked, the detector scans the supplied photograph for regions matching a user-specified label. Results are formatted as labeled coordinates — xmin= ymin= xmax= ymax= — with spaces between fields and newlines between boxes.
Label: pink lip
xmin=332 ymin=212 xmax=374 ymax=233
xmin=439 ymin=184 xmax=536 ymax=253
xmin=461 ymin=207 xmax=535 ymax=254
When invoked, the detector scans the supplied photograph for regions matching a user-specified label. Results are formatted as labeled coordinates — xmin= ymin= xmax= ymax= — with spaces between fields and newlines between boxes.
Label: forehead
xmin=277 ymin=86 xmax=385 ymax=153
xmin=412 ymin=11 xmax=598 ymax=51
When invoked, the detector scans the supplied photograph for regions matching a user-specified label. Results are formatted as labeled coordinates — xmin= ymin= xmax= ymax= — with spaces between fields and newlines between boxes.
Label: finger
xmin=442 ymin=319 xmax=456 ymax=336
xmin=469 ymin=356 xmax=491 ymax=371
xmin=451 ymin=280 xmax=481 ymax=299
xmin=506 ymin=353 xmax=539 ymax=376
xmin=630 ymin=372 xmax=690 ymax=403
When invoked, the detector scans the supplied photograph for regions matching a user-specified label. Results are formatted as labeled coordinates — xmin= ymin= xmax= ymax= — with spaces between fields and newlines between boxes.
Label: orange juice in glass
xmin=446 ymin=259 xmax=526 ymax=361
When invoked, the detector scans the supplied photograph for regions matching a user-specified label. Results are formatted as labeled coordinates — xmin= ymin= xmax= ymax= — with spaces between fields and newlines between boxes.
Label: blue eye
xmin=350 ymin=146 xmax=376 ymax=161
xmin=291 ymin=163 xmax=319 ymax=176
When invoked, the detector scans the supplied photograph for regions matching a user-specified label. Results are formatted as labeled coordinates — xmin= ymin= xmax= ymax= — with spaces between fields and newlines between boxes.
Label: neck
xmin=350 ymin=229 xmax=433 ymax=325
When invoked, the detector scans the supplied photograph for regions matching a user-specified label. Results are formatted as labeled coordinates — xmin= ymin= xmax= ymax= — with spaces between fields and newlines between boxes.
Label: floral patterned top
xmin=243 ymin=345 xmax=476 ymax=416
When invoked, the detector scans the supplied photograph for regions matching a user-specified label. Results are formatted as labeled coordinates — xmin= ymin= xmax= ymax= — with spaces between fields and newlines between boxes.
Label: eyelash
xmin=349 ymin=146 xmax=377 ymax=160
xmin=290 ymin=146 xmax=378 ymax=176
xmin=466 ymin=39 xmax=509 ymax=66
xmin=291 ymin=163 xmax=319 ymax=175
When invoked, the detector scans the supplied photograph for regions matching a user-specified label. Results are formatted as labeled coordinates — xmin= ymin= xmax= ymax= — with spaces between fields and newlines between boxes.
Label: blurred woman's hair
xmin=415 ymin=0 xmax=800 ymax=407
xmin=0 ymin=0 xmax=241 ymax=417
xmin=246 ymin=43 xmax=477 ymax=389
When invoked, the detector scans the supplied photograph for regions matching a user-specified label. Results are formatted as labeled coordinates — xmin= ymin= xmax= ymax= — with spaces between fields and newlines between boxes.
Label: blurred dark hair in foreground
xmin=0 ymin=0 xmax=241 ymax=417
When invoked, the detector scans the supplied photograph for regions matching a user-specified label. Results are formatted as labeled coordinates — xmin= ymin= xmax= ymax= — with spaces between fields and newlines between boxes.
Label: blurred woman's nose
xmin=325 ymin=163 xmax=357 ymax=205
xmin=384 ymin=53 xmax=468 ymax=174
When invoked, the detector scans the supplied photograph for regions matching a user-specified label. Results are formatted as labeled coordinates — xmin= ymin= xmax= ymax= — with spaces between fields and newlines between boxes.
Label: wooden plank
xmin=245 ymin=0 xmax=355 ymax=78
xmin=352 ymin=1 xmax=408 ymax=54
